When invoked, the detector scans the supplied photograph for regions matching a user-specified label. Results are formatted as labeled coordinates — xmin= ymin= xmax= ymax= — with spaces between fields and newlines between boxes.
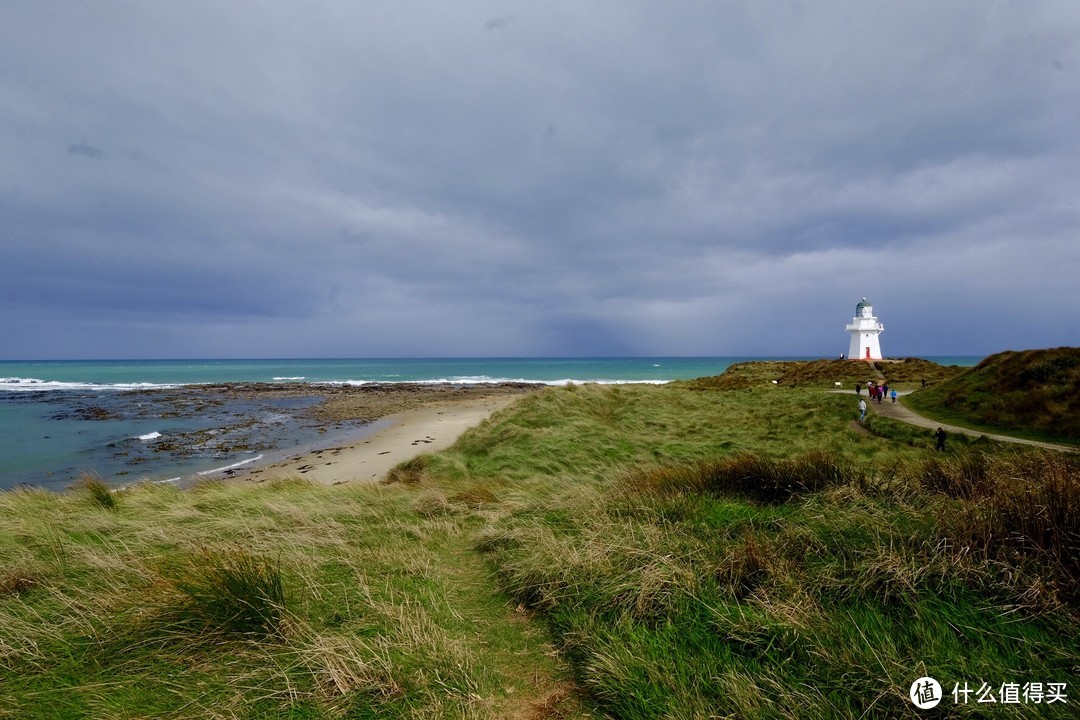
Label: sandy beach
xmin=234 ymin=388 xmax=532 ymax=485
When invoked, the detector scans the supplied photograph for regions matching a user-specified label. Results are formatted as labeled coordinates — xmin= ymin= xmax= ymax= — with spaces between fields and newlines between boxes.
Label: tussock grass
xmin=166 ymin=546 xmax=287 ymax=637
xmin=0 ymin=476 xmax=584 ymax=719
xmin=907 ymin=346 xmax=1080 ymax=443
xmin=625 ymin=450 xmax=863 ymax=503
xmin=678 ymin=356 xmax=964 ymax=391
xmin=928 ymin=451 xmax=1080 ymax=603
xmin=383 ymin=454 xmax=430 ymax=484
xmin=0 ymin=569 xmax=40 ymax=597
xmin=458 ymin=383 xmax=1079 ymax=718
xmin=448 ymin=482 xmax=499 ymax=508
xmin=481 ymin=457 xmax=1078 ymax=717
xmin=73 ymin=472 xmax=118 ymax=510
xmin=3 ymin=367 xmax=1077 ymax=718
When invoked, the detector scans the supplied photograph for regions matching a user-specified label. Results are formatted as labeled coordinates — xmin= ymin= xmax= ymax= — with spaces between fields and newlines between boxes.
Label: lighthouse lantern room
xmin=846 ymin=298 xmax=884 ymax=360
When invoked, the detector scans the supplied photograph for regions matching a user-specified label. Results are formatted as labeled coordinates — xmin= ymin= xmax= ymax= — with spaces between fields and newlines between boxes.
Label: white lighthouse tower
xmin=846 ymin=298 xmax=884 ymax=360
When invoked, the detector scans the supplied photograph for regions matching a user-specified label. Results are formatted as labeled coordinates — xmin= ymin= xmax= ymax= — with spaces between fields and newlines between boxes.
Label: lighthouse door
xmin=865 ymin=347 xmax=871 ymax=359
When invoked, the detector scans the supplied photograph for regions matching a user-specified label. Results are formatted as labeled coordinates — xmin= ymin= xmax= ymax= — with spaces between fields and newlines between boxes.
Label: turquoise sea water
xmin=0 ymin=357 xmax=980 ymax=491
xmin=1 ymin=357 xmax=805 ymax=388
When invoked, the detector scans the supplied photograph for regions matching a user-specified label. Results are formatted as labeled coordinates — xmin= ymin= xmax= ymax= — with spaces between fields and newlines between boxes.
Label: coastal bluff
xmin=675 ymin=357 xmax=963 ymax=391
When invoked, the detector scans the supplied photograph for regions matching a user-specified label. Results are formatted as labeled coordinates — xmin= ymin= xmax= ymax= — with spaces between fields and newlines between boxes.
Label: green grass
xmin=476 ymin=443 xmax=1078 ymax=718
xmin=2 ymin=367 xmax=1077 ymax=718
xmin=905 ymin=347 xmax=1080 ymax=444
xmin=443 ymin=382 xmax=1078 ymax=718
xmin=677 ymin=356 xmax=966 ymax=391
xmin=73 ymin=473 xmax=118 ymax=510
xmin=166 ymin=546 xmax=288 ymax=637
xmin=0 ymin=479 xmax=583 ymax=719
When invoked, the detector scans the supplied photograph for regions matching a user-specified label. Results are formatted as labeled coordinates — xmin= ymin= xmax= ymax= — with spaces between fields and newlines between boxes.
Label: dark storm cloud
xmin=484 ymin=15 xmax=516 ymax=31
xmin=1 ymin=1 xmax=1078 ymax=358
xmin=66 ymin=143 xmax=104 ymax=159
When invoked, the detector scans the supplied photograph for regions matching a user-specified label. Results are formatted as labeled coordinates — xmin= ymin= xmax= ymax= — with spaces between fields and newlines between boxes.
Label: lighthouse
xmin=846 ymin=298 xmax=884 ymax=360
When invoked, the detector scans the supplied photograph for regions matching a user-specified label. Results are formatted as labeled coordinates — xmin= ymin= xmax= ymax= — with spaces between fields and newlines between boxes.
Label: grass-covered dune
xmin=2 ymin=366 xmax=1077 ymax=718
xmin=679 ymin=357 xmax=965 ymax=391
xmin=905 ymin=347 xmax=1080 ymax=443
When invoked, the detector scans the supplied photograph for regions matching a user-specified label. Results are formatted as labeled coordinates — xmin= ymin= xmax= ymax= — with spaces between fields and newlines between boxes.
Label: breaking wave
xmin=197 ymin=455 xmax=264 ymax=476
xmin=316 ymin=376 xmax=670 ymax=387
xmin=1 ymin=377 xmax=179 ymax=392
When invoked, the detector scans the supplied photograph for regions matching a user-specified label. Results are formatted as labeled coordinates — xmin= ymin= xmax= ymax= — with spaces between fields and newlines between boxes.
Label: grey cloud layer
xmin=2 ymin=1 xmax=1078 ymax=358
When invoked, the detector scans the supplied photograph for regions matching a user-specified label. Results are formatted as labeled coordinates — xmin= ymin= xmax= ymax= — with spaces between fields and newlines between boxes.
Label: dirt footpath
xmin=846 ymin=390 xmax=1077 ymax=452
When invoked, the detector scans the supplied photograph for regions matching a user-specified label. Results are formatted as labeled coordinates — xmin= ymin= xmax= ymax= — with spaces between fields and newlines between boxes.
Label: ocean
xmin=1 ymin=357 xmax=980 ymax=491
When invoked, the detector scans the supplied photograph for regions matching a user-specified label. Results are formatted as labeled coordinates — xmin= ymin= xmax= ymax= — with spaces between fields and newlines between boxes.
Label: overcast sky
xmin=2 ymin=1 xmax=1078 ymax=359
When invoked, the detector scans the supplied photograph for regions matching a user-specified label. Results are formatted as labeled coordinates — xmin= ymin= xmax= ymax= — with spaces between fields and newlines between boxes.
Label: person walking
xmin=934 ymin=427 xmax=947 ymax=451
xmin=859 ymin=398 xmax=867 ymax=422
xmin=890 ymin=389 xmax=897 ymax=404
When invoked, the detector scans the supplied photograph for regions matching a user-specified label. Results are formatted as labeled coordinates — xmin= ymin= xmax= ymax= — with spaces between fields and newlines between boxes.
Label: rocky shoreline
xmin=179 ymin=381 xmax=543 ymax=422
xmin=11 ymin=382 xmax=543 ymax=491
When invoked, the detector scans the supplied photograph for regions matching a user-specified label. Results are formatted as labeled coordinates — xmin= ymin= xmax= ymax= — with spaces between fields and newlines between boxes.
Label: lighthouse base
xmin=847 ymin=334 xmax=883 ymax=361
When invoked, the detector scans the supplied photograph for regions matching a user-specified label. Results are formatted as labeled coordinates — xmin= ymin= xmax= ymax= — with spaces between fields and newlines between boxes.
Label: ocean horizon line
xmin=0 ymin=353 xmax=981 ymax=363
xmin=1 ymin=356 xmax=983 ymax=391
xmin=0 ymin=356 xmax=984 ymax=492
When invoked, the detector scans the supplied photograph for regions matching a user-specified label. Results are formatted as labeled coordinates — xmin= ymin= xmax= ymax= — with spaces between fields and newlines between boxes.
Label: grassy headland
xmin=1 ymin=358 xmax=1077 ymax=718
xmin=678 ymin=357 xmax=965 ymax=391
xmin=904 ymin=347 xmax=1080 ymax=444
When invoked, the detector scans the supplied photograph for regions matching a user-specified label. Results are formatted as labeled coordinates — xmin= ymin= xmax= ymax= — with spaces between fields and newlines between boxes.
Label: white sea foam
xmin=544 ymin=378 xmax=669 ymax=386
xmin=137 ymin=431 xmax=162 ymax=441
xmin=0 ymin=377 xmax=180 ymax=392
xmin=2 ymin=372 xmax=671 ymax=395
xmin=314 ymin=376 xmax=670 ymax=387
xmin=539 ymin=378 xmax=669 ymax=386
xmin=197 ymin=454 xmax=264 ymax=476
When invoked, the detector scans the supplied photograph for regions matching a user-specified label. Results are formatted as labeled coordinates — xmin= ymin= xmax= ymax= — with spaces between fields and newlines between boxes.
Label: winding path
xmin=850 ymin=391 xmax=1077 ymax=453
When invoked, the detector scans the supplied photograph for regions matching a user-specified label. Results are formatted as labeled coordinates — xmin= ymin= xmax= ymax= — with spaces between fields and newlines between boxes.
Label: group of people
xmin=856 ymin=380 xmax=896 ymax=404
xmin=854 ymin=384 xmax=948 ymax=451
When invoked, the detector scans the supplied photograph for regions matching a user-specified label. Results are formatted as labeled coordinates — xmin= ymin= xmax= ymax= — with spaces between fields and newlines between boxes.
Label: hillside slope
xmin=905 ymin=347 xmax=1080 ymax=442
xmin=677 ymin=357 xmax=964 ymax=391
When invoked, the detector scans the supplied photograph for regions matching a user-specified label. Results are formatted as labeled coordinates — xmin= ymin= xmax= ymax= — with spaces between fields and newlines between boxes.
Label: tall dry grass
xmin=0 ymin=476 xmax=583 ymax=719
xmin=73 ymin=472 xmax=118 ymax=510
xmin=166 ymin=546 xmax=287 ymax=637
xmin=478 ymin=440 xmax=1079 ymax=718
xmin=923 ymin=450 xmax=1080 ymax=602
xmin=624 ymin=450 xmax=866 ymax=503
